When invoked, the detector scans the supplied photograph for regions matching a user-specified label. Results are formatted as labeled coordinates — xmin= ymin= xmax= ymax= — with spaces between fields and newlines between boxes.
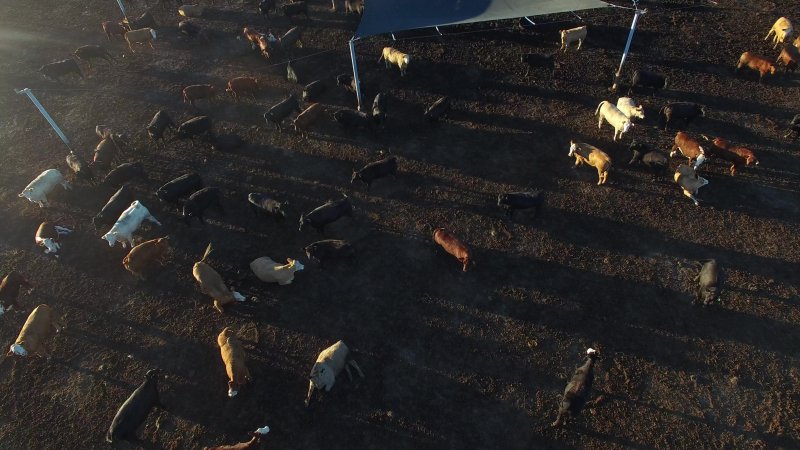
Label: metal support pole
xmin=15 ymin=88 xmax=73 ymax=152
xmin=435 ymin=26 xmax=442 ymax=36
xmin=115 ymin=0 xmax=129 ymax=23
xmin=524 ymin=17 xmax=536 ymax=26
xmin=349 ymin=38 xmax=363 ymax=111
xmin=611 ymin=8 xmax=645 ymax=92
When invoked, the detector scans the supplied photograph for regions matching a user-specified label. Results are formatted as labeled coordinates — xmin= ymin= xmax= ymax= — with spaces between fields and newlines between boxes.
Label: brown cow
xmin=433 ymin=228 xmax=471 ymax=272
xmin=205 ymin=427 xmax=270 ymax=450
xmin=7 ymin=304 xmax=63 ymax=358
xmin=292 ymin=103 xmax=324 ymax=135
xmin=102 ymin=21 xmax=127 ymax=40
xmin=0 ymin=272 xmax=33 ymax=314
xmin=242 ymin=26 xmax=264 ymax=47
xmin=736 ymin=52 xmax=776 ymax=81
xmin=226 ymin=77 xmax=259 ymax=102
xmin=183 ymin=85 xmax=216 ymax=106
xmin=776 ymin=45 xmax=800 ymax=73
xmin=122 ymin=237 xmax=170 ymax=279
xmin=217 ymin=327 xmax=251 ymax=397
xmin=705 ymin=137 xmax=759 ymax=175
xmin=92 ymin=137 xmax=121 ymax=169
xmin=670 ymin=131 xmax=707 ymax=169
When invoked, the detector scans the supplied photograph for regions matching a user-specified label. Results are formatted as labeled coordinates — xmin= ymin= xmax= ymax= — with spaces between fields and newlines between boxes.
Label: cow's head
xmin=497 ymin=193 xmax=509 ymax=207
xmin=298 ymin=214 xmax=308 ymax=231
xmin=39 ymin=238 xmax=60 ymax=254
xmin=621 ymin=121 xmax=632 ymax=133
xmin=18 ymin=189 xmax=32 ymax=201
xmin=150 ymin=29 xmax=158 ymax=40
xmin=403 ymin=55 xmax=411 ymax=66
xmin=286 ymin=258 xmax=304 ymax=272
xmin=7 ymin=343 xmax=27 ymax=356
xmin=309 ymin=361 xmax=335 ymax=391
xmin=631 ymin=105 xmax=645 ymax=119
xmin=102 ymin=232 xmax=118 ymax=247
xmin=694 ymin=153 xmax=707 ymax=169
xmin=350 ymin=170 xmax=362 ymax=184
xmin=568 ymin=141 xmax=578 ymax=156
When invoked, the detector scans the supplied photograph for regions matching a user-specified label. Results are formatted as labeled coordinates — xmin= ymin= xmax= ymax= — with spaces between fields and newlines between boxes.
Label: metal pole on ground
xmin=115 ymin=0 xmax=129 ymax=24
xmin=611 ymin=8 xmax=645 ymax=92
xmin=349 ymin=38 xmax=363 ymax=111
xmin=15 ymin=88 xmax=73 ymax=152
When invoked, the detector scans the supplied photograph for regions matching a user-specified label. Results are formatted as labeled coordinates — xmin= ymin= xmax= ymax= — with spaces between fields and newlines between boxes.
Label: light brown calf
xmin=433 ymin=228 xmax=471 ymax=272
xmin=736 ymin=52 xmax=776 ymax=81
xmin=217 ymin=328 xmax=251 ymax=398
xmin=226 ymin=77 xmax=259 ymax=102
xmin=122 ymin=237 xmax=170 ymax=279
xmin=568 ymin=141 xmax=612 ymax=185
xmin=8 ymin=304 xmax=63 ymax=357
xmin=292 ymin=103 xmax=324 ymax=135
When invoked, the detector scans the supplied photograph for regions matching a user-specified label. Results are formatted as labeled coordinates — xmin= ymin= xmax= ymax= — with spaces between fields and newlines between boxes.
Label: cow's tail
xmin=658 ymin=105 xmax=667 ymax=126
xmin=594 ymin=101 xmax=606 ymax=116
xmin=700 ymin=134 xmax=710 ymax=141
xmin=200 ymin=243 xmax=213 ymax=262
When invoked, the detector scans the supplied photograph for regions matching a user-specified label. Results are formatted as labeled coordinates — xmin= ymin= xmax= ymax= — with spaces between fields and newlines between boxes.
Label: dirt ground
xmin=0 ymin=0 xmax=799 ymax=448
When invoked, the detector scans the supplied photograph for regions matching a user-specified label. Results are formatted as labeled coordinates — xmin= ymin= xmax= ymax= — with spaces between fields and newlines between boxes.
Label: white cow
xmin=595 ymin=100 xmax=632 ymax=141
xmin=250 ymin=257 xmax=304 ymax=285
xmin=560 ymin=25 xmax=587 ymax=51
xmin=304 ymin=340 xmax=364 ymax=407
xmin=616 ymin=97 xmax=645 ymax=120
xmin=674 ymin=164 xmax=709 ymax=206
xmin=18 ymin=169 xmax=71 ymax=207
xmin=102 ymin=201 xmax=161 ymax=248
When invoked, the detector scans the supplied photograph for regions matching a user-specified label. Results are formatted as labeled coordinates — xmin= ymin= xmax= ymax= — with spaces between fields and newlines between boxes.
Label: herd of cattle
xmin=3 ymin=2 xmax=794 ymax=447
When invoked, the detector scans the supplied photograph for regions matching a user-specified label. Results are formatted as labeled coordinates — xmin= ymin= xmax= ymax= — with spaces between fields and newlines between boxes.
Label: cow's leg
xmin=147 ymin=215 xmax=162 ymax=226
xmin=577 ymin=39 xmax=583 ymax=50
xmin=344 ymin=365 xmax=354 ymax=381
xmin=682 ymin=189 xmax=699 ymax=206
xmin=598 ymin=115 xmax=604 ymax=129
xmin=349 ymin=360 xmax=364 ymax=377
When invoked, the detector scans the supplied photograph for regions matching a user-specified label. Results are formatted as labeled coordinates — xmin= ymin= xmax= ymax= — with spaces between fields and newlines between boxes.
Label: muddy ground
xmin=0 ymin=0 xmax=798 ymax=449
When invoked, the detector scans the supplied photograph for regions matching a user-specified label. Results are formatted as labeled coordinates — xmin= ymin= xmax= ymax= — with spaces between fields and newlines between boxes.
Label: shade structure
xmin=354 ymin=0 xmax=611 ymax=39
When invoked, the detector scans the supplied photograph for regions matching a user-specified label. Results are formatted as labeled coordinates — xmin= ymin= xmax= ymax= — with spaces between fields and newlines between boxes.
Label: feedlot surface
xmin=0 ymin=1 xmax=799 ymax=449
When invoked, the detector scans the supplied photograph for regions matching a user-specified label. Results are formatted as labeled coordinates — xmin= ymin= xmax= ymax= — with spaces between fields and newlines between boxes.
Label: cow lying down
xmin=305 ymin=340 xmax=364 ymax=407
xmin=7 ymin=304 xmax=63 ymax=358
xmin=193 ymin=244 xmax=246 ymax=313
xmin=250 ymin=257 xmax=304 ymax=285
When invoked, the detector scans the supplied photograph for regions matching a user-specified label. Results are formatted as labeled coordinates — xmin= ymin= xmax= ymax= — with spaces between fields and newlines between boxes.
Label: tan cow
xmin=217 ymin=328 xmax=251 ymax=397
xmin=122 ymin=237 xmax=170 ymax=279
xmin=193 ymin=244 xmax=246 ymax=313
xmin=8 ymin=304 xmax=63 ymax=357
xmin=568 ymin=141 xmax=611 ymax=185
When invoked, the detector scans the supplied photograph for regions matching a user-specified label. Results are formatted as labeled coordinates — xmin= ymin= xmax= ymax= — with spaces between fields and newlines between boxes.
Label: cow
xmin=258 ymin=0 xmax=276 ymax=18
xmin=336 ymin=73 xmax=356 ymax=93
xmin=156 ymin=173 xmax=203 ymax=203
xmin=628 ymin=141 xmax=668 ymax=177
xmin=497 ymin=191 xmax=543 ymax=218
xmin=93 ymin=185 xmax=134 ymax=229
xmin=178 ymin=4 xmax=205 ymax=17
xmin=736 ymin=52 xmax=776 ymax=82
xmin=147 ymin=110 xmax=176 ymax=143
xmin=669 ymin=132 xmax=707 ymax=169
xmin=19 ymin=169 xmax=71 ymax=207
xmin=784 ymin=113 xmax=800 ymax=141
xmin=35 ymin=222 xmax=73 ymax=255
xmin=122 ymin=237 xmax=170 ymax=279
xmin=176 ymin=115 xmax=213 ymax=140
xmin=183 ymin=187 xmax=224 ymax=225
xmin=178 ymin=20 xmax=202 ymax=38
xmin=595 ymin=101 xmax=632 ymax=141
xmin=305 ymin=341 xmax=364 ymax=407
xmin=695 ymin=259 xmax=721 ymax=305
xmin=292 ymin=103 xmax=325 ymax=135
xmin=552 ymin=348 xmax=599 ymax=427
xmin=616 ymin=97 xmax=645 ymax=120
xmin=433 ymin=228 xmax=471 ymax=272
xmin=378 ymin=47 xmax=411 ymax=76
xmin=183 ymin=84 xmax=216 ymax=106
xmin=372 ymin=92 xmax=387 ymax=124
xmin=103 ymin=162 xmax=147 ymax=187
xmin=333 ymin=108 xmax=373 ymax=129
xmin=205 ymin=427 xmax=270 ymax=450
xmin=193 ymin=244 xmax=246 ymax=313
xmin=351 ymin=157 xmax=397 ymax=190
xmin=124 ymin=28 xmax=157 ymax=53
xmin=7 ymin=304 xmax=63 ymax=358
xmin=278 ymin=26 xmax=303 ymax=52
xmin=659 ymin=102 xmax=704 ymax=131
xmin=247 ymin=193 xmax=287 ymax=221
xmin=102 ymin=201 xmax=162 ymax=248
xmin=106 ymin=369 xmax=163 ymax=443
xmin=0 ymin=272 xmax=33 ymax=316
xmin=122 ymin=12 xmax=156 ymax=30
xmin=92 ymin=137 xmax=122 ymax=169
xmin=250 ymin=257 xmax=305 ymax=285
xmin=776 ymin=44 xmax=800 ymax=73
xmin=304 ymin=240 xmax=354 ymax=268
xmin=424 ymin=96 xmax=451 ymax=122
xmin=299 ymin=196 xmax=353 ymax=233
xmin=765 ymin=17 xmax=793 ymax=48
xmin=226 ymin=77 xmax=259 ymax=102
xmin=303 ymin=80 xmax=326 ymax=102
xmin=628 ymin=69 xmax=667 ymax=96
xmin=73 ymin=45 xmax=116 ymax=68
xmin=211 ymin=134 xmax=245 ymax=152
xmin=39 ymin=59 xmax=83 ymax=81
xmin=282 ymin=1 xmax=309 ymax=20
xmin=705 ymin=136 xmax=759 ymax=175
xmin=264 ymin=94 xmax=301 ymax=131
xmin=520 ymin=53 xmax=555 ymax=77
xmin=568 ymin=141 xmax=612 ymax=185
xmin=560 ymin=26 xmax=587 ymax=51
xmin=674 ymin=164 xmax=709 ymax=206
xmin=102 ymin=21 xmax=127 ymax=40
xmin=217 ymin=328 xmax=251 ymax=397
xmin=66 ymin=151 xmax=95 ymax=184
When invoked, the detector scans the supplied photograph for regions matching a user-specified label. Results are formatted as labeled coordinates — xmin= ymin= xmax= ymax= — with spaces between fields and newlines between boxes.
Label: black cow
xmin=784 ymin=113 xmax=800 ymax=142
xmin=178 ymin=20 xmax=201 ymax=38
xmin=73 ymin=45 xmax=116 ymax=68
xmin=259 ymin=0 xmax=276 ymax=18
xmin=628 ymin=69 xmax=667 ymax=96
xmin=93 ymin=185 xmax=134 ymax=229
xmin=39 ymin=59 xmax=83 ymax=81
xmin=103 ymin=162 xmax=147 ymax=187
xmin=424 ymin=96 xmax=450 ymax=122
xmin=520 ymin=53 xmax=555 ymax=77
xmin=156 ymin=172 xmax=203 ymax=203
xmin=279 ymin=27 xmax=302 ymax=52
xmin=299 ymin=196 xmax=352 ymax=233
xmin=303 ymin=80 xmax=326 ymax=102
xmin=264 ymin=94 xmax=301 ymax=130
xmin=146 ymin=110 xmax=176 ymax=143
xmin=175 ymin=116 xmax=213 ymax=140
xmin=659 ymin=102 xmax=704 ymax=131
xmin=304 ymin=239 xmax=354 ymax=268
xmin=183 ymin=187 xmax=224 ymax=224
xmin=66 ymin=151 xmax=95 ymax=184
xmin=372 ymin=92 xmax=387 ymax=124
xmin=282 ymin=1 xmax=309 ymax=20
xmin=351 ymin=156 xmax=397 ymax=189
xmin=497 ymin=191 xmax=542 ymax=218
xmin=552 ymin=349 xmax=599 ymax=427
xmin=248 ymin=193 xmax=287 ymax=221
xmin=124 ymin=12 xmax=156 ymax=30
xmin=106 ymin=369 xmax=162 ymax=443
xmin=335 ymin=73 xmax=356 ymax=93
xmin=696 ymin=259 xmax=721 ymax=305
xmin=333 ymin=108 xmax=372 ymax=129
xmin=628 ymin=141 xmax=668 ymax=176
